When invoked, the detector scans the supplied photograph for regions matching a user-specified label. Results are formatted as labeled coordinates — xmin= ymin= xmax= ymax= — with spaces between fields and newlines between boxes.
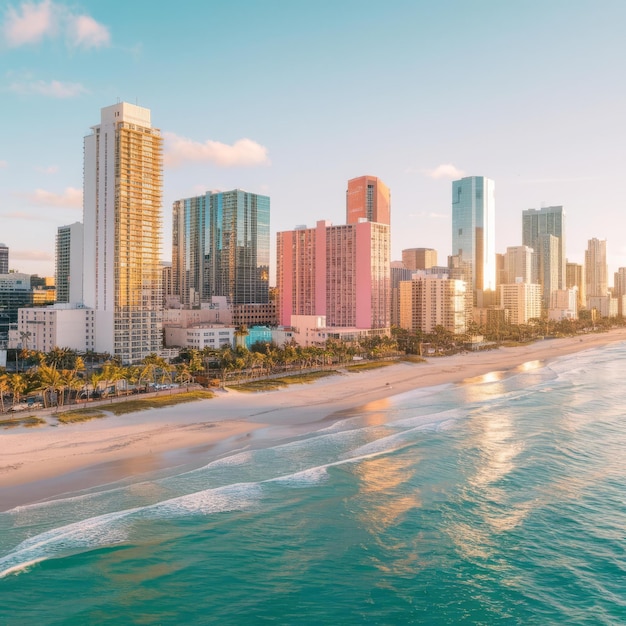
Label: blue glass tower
xmin=451 ymin=176 xmax=496 ymax=300
xmin=173 ymin=189 xmax=270 ymax=306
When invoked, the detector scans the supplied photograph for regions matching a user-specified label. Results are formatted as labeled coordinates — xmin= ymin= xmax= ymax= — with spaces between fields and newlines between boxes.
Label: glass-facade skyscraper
xmin=172 ymin=189 xmax=270 ymax=307
xmin=451 ymin=176 xmax=496 ymax=301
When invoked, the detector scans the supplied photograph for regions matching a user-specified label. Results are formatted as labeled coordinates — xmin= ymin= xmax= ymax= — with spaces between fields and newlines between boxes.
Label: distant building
xmin=56 ymin=222 xmax=83 ymax=305
xmin=588 ymin=295 xmax=617 ymax=318
xmin=0 ymin=243 xmax=8 ymax=274
xmin=566 ymin=262 xmax=585 ymax=310
xmin=0 ymin=273 xmax=35 ymax=340
xmin=451 ymin=176 xmax=496 ymax=302
xmin=505 ymin=245 xmax=533 ymax=284
xmin=522 ymin=205 xmax=566 ymax=296
xmin=499 ymin=282 xmax=542 ymax=325
xmin=402 ymin=248 xmax=437 ymax=271
xmin=346 ymin=175 xmax=390 ymax=225
xmin=548 ymin=288 xmax=578 ymax=321
xmin=585 ymin=238 xmax=608 ymax=301
xmin=399 ymin=273 xmax=467 ymax=334
xmin=390 ymin=263 xmax=412 ymax=327
xmin=613 ymin=267 xmax=626 ymax=315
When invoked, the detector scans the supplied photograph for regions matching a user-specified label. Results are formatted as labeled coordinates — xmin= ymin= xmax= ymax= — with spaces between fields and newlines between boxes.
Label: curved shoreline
xmin=1 ymin=328 xmax=625 ymax=510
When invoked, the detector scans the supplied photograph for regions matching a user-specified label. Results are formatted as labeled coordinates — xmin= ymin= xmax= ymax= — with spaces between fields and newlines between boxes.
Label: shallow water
xmin=1 ymin=344 xmax=626 ymax=624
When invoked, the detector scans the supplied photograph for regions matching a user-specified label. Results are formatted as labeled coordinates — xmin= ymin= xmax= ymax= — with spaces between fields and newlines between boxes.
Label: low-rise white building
xmin=16 ymin=304 xmax=98 ymax=352
xmin=164 ymin=324 xmax=235 ymax=350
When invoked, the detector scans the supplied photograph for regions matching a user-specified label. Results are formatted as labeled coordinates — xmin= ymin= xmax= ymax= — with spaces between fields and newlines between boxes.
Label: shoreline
xmin=2 ymin=328 xmax=625 ymax=510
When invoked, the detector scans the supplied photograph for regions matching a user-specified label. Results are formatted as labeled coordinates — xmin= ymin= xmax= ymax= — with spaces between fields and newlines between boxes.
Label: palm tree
xmin=7 ymin=373 xmax=27 ymax=408
xmin=0 ymin=372 xmax=9 ymax=413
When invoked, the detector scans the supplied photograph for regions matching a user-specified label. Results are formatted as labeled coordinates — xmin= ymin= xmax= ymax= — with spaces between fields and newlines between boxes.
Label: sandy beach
xmin=2 ymin=328 xmax=625 ymax=510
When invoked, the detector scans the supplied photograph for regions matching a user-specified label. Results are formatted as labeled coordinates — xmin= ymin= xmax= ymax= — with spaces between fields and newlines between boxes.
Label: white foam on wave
xmin=269 ymin=465 xmax=329 ymax=487
xmin=0 ymin=507 xmax=137 ymax=578
xmin=152 ymin=482 xmax=262 ymax=516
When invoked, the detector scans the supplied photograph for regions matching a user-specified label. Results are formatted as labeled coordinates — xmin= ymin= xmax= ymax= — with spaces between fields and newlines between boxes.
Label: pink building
xmin=277 ymin=219 xmax=390 ymax=330
xmin=346 ymin=175 xmax=390 ymax=225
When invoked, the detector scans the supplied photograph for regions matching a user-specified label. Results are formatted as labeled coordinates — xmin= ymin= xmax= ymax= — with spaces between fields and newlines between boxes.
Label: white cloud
xmin=423 ymin=163 xmax=466 ymax=180
xmin=2 ymin=1 xmax=110 ymax=48
xmin=164 ymin=132 xmax=270 ymax=168
xmin=2 ymin=0 xmax=55 ymax=46
xmin=67 ymin=14 xmax=110 ymax=48
xmin=0 ymin=160 xmax=7 ymax=168
xmin=26 ymin=186 xmax=82 ymax=207
xmin=9 ymin=79 xmax=88 ymax=98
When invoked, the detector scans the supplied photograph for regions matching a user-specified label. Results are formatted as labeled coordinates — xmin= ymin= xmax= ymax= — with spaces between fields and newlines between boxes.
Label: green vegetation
xmin=0 ymin=415 xmax=46 ymax=429
xmin=345 ymin=361 xmax=395 ymax=372
xmin=106 ymin=390 xmax=214 ymax=415
xmin=399 ymin=355 xmax=427 ymax=363
xmin=232 ymin=371 xmax=336 ymax=392
xmin=56 ymin=410 xmax=107 ymax=424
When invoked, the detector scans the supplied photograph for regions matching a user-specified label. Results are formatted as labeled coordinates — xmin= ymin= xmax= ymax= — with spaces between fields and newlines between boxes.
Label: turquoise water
xmin=2 ymin=344 xmax=626 ymax=625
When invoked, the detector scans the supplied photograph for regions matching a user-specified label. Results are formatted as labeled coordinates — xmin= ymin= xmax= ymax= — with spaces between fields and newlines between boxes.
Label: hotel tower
xmin=83 ymin=103 xmax=163 ymax=364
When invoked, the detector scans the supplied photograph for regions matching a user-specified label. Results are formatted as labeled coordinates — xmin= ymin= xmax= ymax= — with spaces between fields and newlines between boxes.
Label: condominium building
xmin=505 ymin=245 xmax=533 ymax=284
xmin=346 ymin=175 xmax=390 ymax=225
xmin=0 ymin=243 xmax=8 ymax=274
xmin=451 ymin=176 xmax=496 ymax=301
xmin=172 ymin=189 xmax=270 ymax=307
xmin=613 ymin=267 xmax=626 ymax=315
xmin=55 ymin=222 xmax=84 ymax=305
xmin=499 ymin=282 xmax=542 ymax=325
xmin=399 ymin=273 xmax=466 ymax=334
xmin=83 ymin=102 xmax=163 ymax=364
xmin=537 ymin=234 xmax=560 ymax=308
xmin=402 ymin=248 xmax=437 ymax=271
xmin=566 ymin=262 xmax=586 ymax=310
xmin=390 ymin=263 xmax=413 ymax=327
xmin=522 ymin=205 xmax=566 ymax=292
xmin=585 ymin=238 xmax=608 ymax=300
xmin=277 ymin=219 xmax=391 ymax=330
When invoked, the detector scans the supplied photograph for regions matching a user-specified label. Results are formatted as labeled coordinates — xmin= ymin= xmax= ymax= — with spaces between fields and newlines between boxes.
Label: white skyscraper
xmin=55 ymin=222 xmax=84 ymax=305
xmin=83 ymin=103 xmax=163 ymax=364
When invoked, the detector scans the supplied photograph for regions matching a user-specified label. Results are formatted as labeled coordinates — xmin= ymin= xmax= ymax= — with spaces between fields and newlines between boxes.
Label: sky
xmin=1 ymin=0 xmax=626 ymax=283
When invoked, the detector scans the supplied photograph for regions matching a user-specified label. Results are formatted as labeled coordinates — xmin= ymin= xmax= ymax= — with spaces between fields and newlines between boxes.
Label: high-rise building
xmin=613 ymin=267 xmax=626 ymax=315
xmin=537 ymin=234 xmax=560 ymax=308
xmin=390 ymin=262 xmax=412 ymax=327
xmin=585 ymin=238 xmax=608 ymax=300
xmin=505 ymin=245 xmax=533 ymax=284
xmin=0 ymin=243 xmax=8 ymax=274
xmin=83 ymin=102 xmax=163 ymax=364
xmin=346 ymin=175 xmax=390 ymax=225
xmin=55 ymin=222 xmax=84 ymax=305
xmin=522 ymin=206 xmax=566 ymax=297
xmin=399 ymin=273 xmax=466 ymax=334
xmin=499 ymin=282 xmax=542 ymax=325
xmin=277 ymin=219 xmax=390 ymax=330
xmin=566 ymin=261 xmax=585 ymax=311
xmin=172 ymin=189 xmax=270 ymax=307
xmin=402 ymin=248 xmax=437 ymax=271
xmin=451 ymin=176 xmax=496 ymax=301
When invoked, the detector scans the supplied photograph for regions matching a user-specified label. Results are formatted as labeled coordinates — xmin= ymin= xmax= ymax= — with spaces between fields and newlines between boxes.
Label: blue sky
xmin=1 ymin=0 xmax=626 ymax=281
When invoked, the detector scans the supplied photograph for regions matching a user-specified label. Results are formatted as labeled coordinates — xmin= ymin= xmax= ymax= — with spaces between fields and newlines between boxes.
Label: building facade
xmin=172 ymin=189 xmax=270 ymax=307
xmin=522 ymin=205 xmax=566 ymax=296
xmin=83 ymin=102 xmax=163 ymax=364
xmin=55 ymin=222 xmax=84 ymax=305
xmin=505 ymin=245 xmax=533 ymax=284
xmin=346 ymin=175 xmax=390 ymax=225
xmin=451 ymin=176 xmax=496 ymax=301
xmin=277 ymin=219 xmax=391 ymax=330
xmin=401 ymin=248 xmax=437 ymax=271
xmin=399 ymin=273 xmax=466 ymax=334
xmin=585 ymin=238 xmax=608 ymax=301
xmin=0 ymin=244 xmax=8 ymax=274
xmin=566 ymin=262 xmax=586 ymax=311
xmin=499 ymin=282 xmax=542 ymax=325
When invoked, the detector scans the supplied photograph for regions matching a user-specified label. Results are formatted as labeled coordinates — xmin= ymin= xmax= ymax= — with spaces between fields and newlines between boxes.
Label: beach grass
xmin=231 ymin=370 xmax=337 ymax=392
xmin=0 ymin=415 xmax=47 ymax=429
xmin=399 ymin=355 xmax=427 ymax=363
xmin=56 ymin=410 xmax=107 ymax=424
xmin=105 ymin=390 xmax=215 ymax=415
xmin=345 ymin=361 xmax=396 ymax=372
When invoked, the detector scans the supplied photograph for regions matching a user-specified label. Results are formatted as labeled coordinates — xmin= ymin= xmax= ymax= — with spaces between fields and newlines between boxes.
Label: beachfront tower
xmin=451 ymin=176 xmax=496 ymax=303
xmin=83 ymin=102 xmax=163 ymax=364
xmin=346 ymin=175 xmax=390 ymax=225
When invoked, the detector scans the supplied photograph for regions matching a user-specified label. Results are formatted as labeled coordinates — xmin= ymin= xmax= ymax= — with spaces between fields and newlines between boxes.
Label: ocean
xmin=1 ymin=343 xmax=626 ymax=625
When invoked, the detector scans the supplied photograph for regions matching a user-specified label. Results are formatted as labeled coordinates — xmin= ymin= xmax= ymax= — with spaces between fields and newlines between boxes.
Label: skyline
xmin=2 ymin=1 xmax=626 ymax=280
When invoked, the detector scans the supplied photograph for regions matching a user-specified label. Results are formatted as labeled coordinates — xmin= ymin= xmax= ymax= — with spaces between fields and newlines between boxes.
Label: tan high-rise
xmin=83 ymin=103 xmax=163 ymax=364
